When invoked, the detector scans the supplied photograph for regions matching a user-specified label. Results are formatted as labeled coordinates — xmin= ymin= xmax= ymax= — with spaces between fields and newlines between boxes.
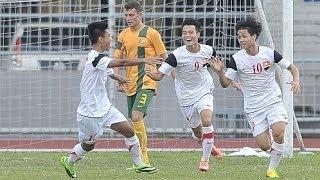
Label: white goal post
xmin=255 ymin=0 xmax=294 ymax=157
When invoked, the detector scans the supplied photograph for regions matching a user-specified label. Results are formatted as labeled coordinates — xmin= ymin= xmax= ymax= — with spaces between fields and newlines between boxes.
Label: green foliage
xmin=0 ymin=151 xmax=319 ymax=179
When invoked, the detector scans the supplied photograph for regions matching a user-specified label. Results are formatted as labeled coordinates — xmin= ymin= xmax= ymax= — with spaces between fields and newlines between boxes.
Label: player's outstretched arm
xmin=217 ymin=71 xmax=233 ymax=88
xmin=287 ymin=64 xmax=301 ymax=94
xmin=107 ymin=58 xmax=162 ymax=68
xmin=109 ymin=73 xmax=127 ymax=84
xmin=208 ymin=57 xmax=232 ymax=88
xmin=110 ymin=59 xmax=125 ymax=92
xmin=109 ymin=73 xmax=127 ymax=92
xmin=145 ymin=69 xmax=165 ymax=81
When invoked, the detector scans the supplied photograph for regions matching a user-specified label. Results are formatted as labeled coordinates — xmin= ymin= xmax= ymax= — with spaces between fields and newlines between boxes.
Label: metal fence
xmin=0 ymin=0 xmax=319 ymax=137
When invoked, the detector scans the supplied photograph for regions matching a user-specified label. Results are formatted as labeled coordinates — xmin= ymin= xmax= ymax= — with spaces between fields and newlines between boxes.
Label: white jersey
xmin=159 ymin=44 xmax=215 ymax=106
xmin=225 ymin=46 xmax=291 ymax=113
xmin=77 ymin=50 xmax=114 ymax=117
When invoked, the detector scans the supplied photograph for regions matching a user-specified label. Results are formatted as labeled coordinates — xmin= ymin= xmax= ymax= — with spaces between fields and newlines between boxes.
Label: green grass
xmin=0 ymin=151 xmax=319 ymax=180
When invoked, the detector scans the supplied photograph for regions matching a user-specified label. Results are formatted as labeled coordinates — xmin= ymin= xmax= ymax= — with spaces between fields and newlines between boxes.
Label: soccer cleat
xmin=266 ymin=169 xmax=279 ymax=178
xmin=132 ymin=163 xmax=158 ymax=174
xmin=211 ymin=146 xmax=224 ymax=159
xmin=198 ymin=160 xmax=209 ymax=172
xmin=60 ymin=157 xmax=77 ymax=178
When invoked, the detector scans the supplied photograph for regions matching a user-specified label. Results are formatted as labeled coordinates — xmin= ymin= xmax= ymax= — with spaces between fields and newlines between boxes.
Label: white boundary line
xmin=0 ymin=148 xmax=319 ymax=152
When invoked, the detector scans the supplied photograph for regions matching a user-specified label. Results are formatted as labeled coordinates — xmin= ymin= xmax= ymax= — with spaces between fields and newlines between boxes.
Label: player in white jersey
xmin=210 ymin=18 xmax=301 ymax=178
xmin=146 ymin=19 xmax=223 ymax=172
xmin=60 ymin=22 xmax=160 ymax=178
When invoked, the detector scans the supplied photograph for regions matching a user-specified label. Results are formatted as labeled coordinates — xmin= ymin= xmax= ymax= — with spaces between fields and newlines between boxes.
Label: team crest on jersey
xmin=138 ymin=37 xmax=146 ymax=46
xmin=262 ymin=59 xmax=271 ymax=70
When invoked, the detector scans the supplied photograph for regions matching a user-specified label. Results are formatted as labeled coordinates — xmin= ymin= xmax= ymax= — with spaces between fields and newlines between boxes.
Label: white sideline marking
xmin=0 ymin=148 xmax=319 ymax=152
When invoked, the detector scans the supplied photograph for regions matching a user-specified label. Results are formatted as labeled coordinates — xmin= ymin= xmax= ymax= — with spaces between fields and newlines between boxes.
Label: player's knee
xmin=201 ymin=117 xmax=212 ymax=127
xmin=111 ymin=121 xmax=135 ymax=138
xmin=260 ymin=144 xmax=271 ymax=151
xmin=272 ymin=130 xmax=284 ymax=142
xmin=81 ymin=142 xmax=95 ymax=152
xmin=123 ymin=127 xmax=135 ymax=138
xmin=131 ymin=111 xmax=143 ymax=122
xmin=192 ymin=131 xmax=202 ymax=139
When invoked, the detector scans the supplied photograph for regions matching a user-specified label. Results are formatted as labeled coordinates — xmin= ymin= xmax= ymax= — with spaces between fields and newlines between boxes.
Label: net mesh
xmin=0 ymin=0 xmax=309 ymax=151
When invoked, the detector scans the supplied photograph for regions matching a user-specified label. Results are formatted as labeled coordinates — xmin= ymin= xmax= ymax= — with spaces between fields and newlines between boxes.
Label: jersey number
xmin=252 ymin=63 xmax=263 ymax=74
xmin=194 ymin=62 xmax=200 ymax=71
xmin=139 ymin=94 xmax=147 ymax=104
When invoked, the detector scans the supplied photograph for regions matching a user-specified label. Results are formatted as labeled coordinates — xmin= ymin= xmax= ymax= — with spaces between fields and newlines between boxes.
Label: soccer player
xmin=113 ymin=1 xmax=167 ymax=169
xmin=60 ymin=21 xmax=160 ymax=178
xmin=145 ymin=19 xmax=223 ymax=172
xmin=210 ymin=18 xmax=301 ymax=178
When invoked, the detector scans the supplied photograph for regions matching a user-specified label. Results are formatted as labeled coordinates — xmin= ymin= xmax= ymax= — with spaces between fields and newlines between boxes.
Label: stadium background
xmin=0 ymin=0 xmax=319 ymax=150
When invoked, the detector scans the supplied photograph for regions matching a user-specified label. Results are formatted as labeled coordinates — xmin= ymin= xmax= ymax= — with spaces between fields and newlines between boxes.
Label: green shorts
xmin=127 ymin=89 xmax=155 ymax=119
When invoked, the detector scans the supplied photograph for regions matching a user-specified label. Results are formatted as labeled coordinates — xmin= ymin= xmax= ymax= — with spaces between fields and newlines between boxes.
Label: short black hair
xmin=87 ymin=21 xmax=108 ymax=44
xmin=181 ymin=19 xmax=201 ymax=33
xmin=236 ymin=18 xmax=262 ymax=38
xmin=124 ymin=1 xmax=142 ymax=13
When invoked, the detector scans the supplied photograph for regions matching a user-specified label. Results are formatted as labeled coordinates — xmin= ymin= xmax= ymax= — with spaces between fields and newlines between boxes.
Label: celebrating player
xmin=210 ymin=18 xmax=301 ymax=178
xmin=60 ymin=21 xmax=160 ymax=178
xmin=146 ymin=19 xmax=223 ymax=172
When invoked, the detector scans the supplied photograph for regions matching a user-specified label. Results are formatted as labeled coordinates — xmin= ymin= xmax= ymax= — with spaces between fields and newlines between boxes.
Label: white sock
xmin=125 ymin=135 xmax=143 ymax=166
xmin=201 ymin=125 xmax=214 ymax=161
xmin=68 ymin=143 xmax=87 ymax=165
xmin=268 ymin=141 xmax=284 ymax=171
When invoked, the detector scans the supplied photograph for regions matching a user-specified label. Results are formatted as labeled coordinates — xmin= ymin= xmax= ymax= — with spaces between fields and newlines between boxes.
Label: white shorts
xmin=245 ymin=102 xmax=288 ymax=137
xmin=180 ymin=94 xmax=214 ymax=128
xmin=77 ymin=106 xmax=127 ymax=144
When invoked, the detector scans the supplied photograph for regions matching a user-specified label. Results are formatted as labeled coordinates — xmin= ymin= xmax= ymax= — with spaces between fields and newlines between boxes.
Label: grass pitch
xmin=0 ymin=151 xmax=319 ymax=179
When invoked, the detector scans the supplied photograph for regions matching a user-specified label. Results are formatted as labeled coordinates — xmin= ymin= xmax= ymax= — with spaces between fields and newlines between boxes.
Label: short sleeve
xmin=225 ymin=57 xmax=237 ymax=80
xmin=225 ymin=68 xmax=237 ymax=81
xmin=95 ymin=56 xmax=112 ymax=71
xmin=226 ymin=57 xmax=237 ymax=71
xmin=164 ymin=53 xmax=177 ymax=67
xmin=159 ymin=63 xmax=175 ymax=76
xmin=274 ymin=50 xmax=291 ymax=69
xmin=105 ymin=66 xmax=114 ymax=75
xmin=274 ymin=50 xmax=283 ymax=63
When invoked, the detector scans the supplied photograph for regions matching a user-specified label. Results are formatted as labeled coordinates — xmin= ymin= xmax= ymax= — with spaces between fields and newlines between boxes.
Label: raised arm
xmin=208 ymin=57 xmax=233 ymax=88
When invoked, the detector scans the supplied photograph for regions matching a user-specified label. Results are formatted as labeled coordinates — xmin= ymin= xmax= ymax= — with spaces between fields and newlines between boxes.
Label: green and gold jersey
xmin=114 ymin=25 xmax=167 ymax=96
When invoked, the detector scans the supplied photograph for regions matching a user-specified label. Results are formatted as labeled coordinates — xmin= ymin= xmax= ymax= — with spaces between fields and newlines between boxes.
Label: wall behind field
xmin=294 ymin=0 xmax=320 ymax=59
xmin=263 ymin=0 xmax=320 ymax=59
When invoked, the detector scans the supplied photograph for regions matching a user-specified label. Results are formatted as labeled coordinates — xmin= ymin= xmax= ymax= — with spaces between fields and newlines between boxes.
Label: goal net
xmin=0 ymin=0 xmax=298 ymax=154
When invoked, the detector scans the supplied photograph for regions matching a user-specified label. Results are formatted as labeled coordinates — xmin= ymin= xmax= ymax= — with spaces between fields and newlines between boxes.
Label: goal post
xmin=282 ymin=0 xmax=294 ymax=158
xmin=255 ymin=0 xmax=294 ymax=157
